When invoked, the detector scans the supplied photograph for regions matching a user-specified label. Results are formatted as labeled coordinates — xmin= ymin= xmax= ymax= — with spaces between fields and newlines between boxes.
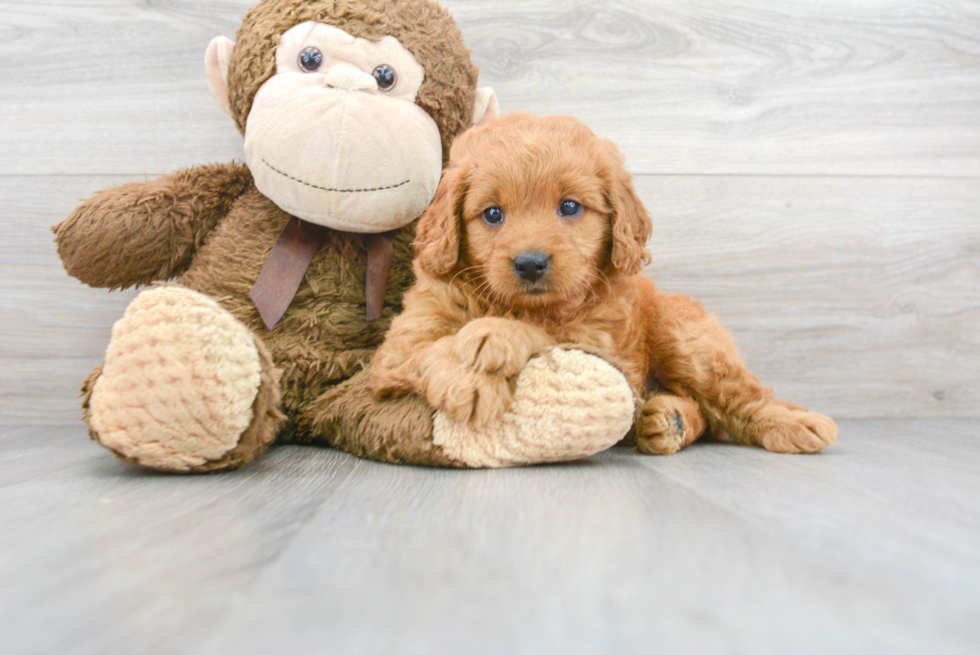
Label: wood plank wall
xmin=1 ymin=0 xmax=978 ymax=421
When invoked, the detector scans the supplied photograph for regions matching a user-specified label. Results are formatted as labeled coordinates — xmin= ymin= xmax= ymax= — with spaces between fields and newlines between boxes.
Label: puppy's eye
xmin=483 ymin=207 xmax=504 ymax=226
xmin=372 ymin=64 xmax=397 ymax=91
xmin=558 ymin=199 xmax=583 ymax=218
xmin=299 ymin=47 xmax=323 ymax=72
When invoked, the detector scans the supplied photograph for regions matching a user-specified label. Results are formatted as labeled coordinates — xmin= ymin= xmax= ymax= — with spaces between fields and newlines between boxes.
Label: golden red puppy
xmin=371 ymin=113 xmax=838 ymax=455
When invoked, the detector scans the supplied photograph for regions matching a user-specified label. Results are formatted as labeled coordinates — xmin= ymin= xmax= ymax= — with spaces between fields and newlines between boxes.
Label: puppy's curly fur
xmin=372 ymin=113 xmax=838 ymax=455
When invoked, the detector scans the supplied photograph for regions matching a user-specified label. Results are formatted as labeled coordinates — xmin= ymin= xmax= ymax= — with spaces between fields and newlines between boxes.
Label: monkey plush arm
xmin=53 ymin=162 xmax=251 ymax=289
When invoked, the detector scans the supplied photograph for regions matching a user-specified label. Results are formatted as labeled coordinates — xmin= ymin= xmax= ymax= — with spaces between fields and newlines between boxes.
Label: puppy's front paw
xmin=452 ymin=318 xmax=535 ymax=377
xmin=747 ymin=405 xmax=838 ymax=454
xmin=425 ymin=365 xmax=514 ymax=425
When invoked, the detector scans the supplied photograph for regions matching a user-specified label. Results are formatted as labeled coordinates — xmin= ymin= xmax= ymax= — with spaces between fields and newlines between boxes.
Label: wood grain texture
xmin=5 ymin=175 xmax=976 ymax=420
xmin=454 ymin=0 xmax=980 ymax=176
xmin=3 ymin=3 xmax=979 ymax=653
xmin=0 ymin=423 xmax=363 ymax=655
xmin=1 ymin=420 xmax=978 ymax=654
xmin=642 ymin=175 xmax=980 ymax=418
xmin=1 ymin=1 xmax=979 ymax=176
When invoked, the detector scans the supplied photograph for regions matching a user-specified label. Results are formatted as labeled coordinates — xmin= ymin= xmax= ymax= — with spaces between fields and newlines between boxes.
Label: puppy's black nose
xmin=513 ymin=251 xmax=551 ymax=283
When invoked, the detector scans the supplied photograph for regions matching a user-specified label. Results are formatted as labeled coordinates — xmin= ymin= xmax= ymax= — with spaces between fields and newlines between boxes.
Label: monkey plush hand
xmin=53 ymin=0 xmax=636 ymax=472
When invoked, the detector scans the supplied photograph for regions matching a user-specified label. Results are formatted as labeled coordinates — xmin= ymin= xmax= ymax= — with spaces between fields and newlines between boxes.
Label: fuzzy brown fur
xmin=229 ymin=0 xmax=478 ymax=161
xmin=55 ymin=0 xmax=481 ymax=471
xmin=372 ymin=113 xmax=839 ymax=455
xmin=56 ymin=163 xmax=252 ymax=290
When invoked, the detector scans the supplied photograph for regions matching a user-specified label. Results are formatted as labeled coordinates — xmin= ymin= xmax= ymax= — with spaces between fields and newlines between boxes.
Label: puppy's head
xmin=415 ymin=113 xmax=651 ymax=311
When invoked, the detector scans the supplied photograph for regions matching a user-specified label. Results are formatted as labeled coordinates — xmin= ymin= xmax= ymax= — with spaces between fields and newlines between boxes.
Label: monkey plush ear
xmin=415 ymin=166 xmax=467 ymax=276
xmin=472 ymin=87 xmax=499 ymax=127
xmin=205 ymin=36 xmax=235 ymax=117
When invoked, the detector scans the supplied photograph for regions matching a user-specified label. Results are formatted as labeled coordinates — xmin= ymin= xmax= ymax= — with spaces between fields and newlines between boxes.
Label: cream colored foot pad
xmin=89 ymin=286 xmax=262 ymax=471
xmin=433 ymin=348 xmax=635 ymax=468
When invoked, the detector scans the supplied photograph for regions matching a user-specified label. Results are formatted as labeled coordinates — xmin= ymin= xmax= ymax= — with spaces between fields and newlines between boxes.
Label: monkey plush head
xmin=205 ymin=0 xmax=498 ymax=233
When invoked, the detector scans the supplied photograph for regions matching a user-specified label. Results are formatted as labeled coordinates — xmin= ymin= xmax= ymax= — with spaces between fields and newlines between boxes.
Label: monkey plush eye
xmin=558 ymin=199 xmax=583 ymax=218
xmin=483 ymin=207 xmax=504 ymax=226
xmin=299 ymin=47 xmax=323 ymax=72
xmin=372 ymin=64 xmax=397 ymax=91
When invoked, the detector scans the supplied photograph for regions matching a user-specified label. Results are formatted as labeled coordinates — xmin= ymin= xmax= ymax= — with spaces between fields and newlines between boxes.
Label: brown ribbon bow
xmin=249 ymin=216 xmax=397 ymax=331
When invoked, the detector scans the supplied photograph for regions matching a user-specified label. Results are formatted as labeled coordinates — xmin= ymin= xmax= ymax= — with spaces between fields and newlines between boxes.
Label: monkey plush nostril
xmin=512 ymin=251 xmax=551 ymax=284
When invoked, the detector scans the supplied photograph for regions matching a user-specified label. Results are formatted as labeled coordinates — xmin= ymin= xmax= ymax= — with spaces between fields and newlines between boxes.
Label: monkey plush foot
xmin=85 ymin=286 xmax=282 ymax=473
xmin=432 ymin=347 xmax=635 ymax=468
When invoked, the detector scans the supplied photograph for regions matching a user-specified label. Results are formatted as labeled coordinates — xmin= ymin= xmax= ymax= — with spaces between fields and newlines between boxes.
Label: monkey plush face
xmin=243 ymin=22 xmax=442 ymax=232
xmin=205 ymin=0 xmax=498 ymax=234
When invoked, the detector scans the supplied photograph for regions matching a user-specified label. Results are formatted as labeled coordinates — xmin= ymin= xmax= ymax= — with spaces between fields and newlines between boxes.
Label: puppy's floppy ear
xmin=415 ymin=165 xmax=467 ymax=276
xmin=605 ymin=151 xmax=653 ymax=276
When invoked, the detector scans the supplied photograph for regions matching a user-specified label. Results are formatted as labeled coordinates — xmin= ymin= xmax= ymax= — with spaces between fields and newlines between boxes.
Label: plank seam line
xmin=4 ymin=173 xmax=980 ymax=181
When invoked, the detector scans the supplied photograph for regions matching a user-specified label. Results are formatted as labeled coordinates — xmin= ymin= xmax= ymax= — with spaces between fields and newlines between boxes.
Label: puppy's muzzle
xmin=512 ymin=251 xmax=551 ymax=284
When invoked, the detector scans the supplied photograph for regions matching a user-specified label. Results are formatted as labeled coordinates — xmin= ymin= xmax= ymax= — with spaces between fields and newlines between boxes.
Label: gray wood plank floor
xmin=1 ymin=420 xmax=978 ymax=654
xmin=2 ymin=1 xmax=979 ymax=653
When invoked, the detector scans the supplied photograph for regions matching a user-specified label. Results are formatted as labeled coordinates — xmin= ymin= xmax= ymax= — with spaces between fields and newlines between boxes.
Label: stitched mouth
xmin=263 ymin=160 xmax=410 ymax=193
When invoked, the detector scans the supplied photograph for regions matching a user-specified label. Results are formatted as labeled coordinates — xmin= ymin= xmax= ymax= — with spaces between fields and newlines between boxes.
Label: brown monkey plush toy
xmin=53 ymin=0 xmax=637 ymax=473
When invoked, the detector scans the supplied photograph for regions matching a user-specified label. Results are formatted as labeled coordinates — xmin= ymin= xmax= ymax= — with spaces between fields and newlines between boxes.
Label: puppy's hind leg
xmin=653 ymin=294 xmax=838 ymax=454
xmin=635 ymin=393 xmax=707 ymax=456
